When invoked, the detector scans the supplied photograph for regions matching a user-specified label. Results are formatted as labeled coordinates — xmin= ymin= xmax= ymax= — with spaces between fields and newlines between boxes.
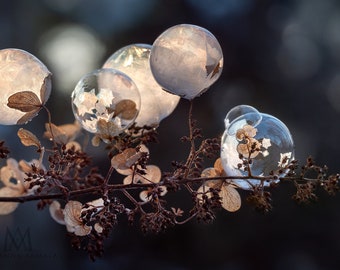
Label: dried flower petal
xmin=91 ymin=135 xmax=101 ymax=147
xmin=44 ymin=123 xmax=68 ymax=144
xmin=64 ymin=200 xmax=91 ymax=236
xmin=49 ymin=201 xmax=66 ymax=225
xmin=0 ymin=187 xmax=20 ymax=215
xmin=144 ymin=165 xmax=161 ymax=183
xmin=219 ymin=184 xmax=241 ymax=212
xmin=214 ymin=158 xmax=225 ymax=176
xmin=0 ymin=158 xmax=25 ymax=193
xmin=159 ymin=186 xmax=167 ymax=196
xmin=73 ymin=224 xmax=92 ymax=236
xmin=196 ymin=180 xmax=222 ymax=202
xmin=139 ymin=190 xmax=150 ymax=202
xmin=196 ymin=184 xmax=213 ymax=202
xmin=94 ymin=223 xmax=103 ymax=234
xmin=237 ymin=137 xmax=261 ymax=158
xmin=7 ymin=91 xmax=42 ymax=112
xmin=201 ymin=167 xmax=217 ymax=178
xmin=96 ymin=119 xmax=121 ymax=139
xmin=17 ymin=128 xmax=41 ymax=148
xmin=114 ymin=99 xmax=138 ymax=120
xmin=44 ymin=121 xmax=81 ymax=143
xmin=65 ymin=141 xmax=82 ymax=151
xmin=111 ymin=148 xmax=141 ymax=170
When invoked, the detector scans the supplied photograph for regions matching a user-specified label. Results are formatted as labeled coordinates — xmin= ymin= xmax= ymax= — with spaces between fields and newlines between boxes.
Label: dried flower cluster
xmin=0 ymin=24 xmax=339 ymax=261
xmin=0 ymin=104 xmax=338 ymax=260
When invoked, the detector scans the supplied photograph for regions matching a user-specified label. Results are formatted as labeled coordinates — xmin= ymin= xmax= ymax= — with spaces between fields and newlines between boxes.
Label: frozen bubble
xmin=71 ymin=68 xmax=140 ymax=135
xmin=224 ymin=104 xmax=262 ymax=134
xmin=103 ymin=44 xmax=179 ymax=128
xmin=0 ymin=48 xmax=52 ymax=125
xmin=221 ymin=105 xmax=294 ymax=189
xmin=150 ymin=24 xmax=223 ymax=100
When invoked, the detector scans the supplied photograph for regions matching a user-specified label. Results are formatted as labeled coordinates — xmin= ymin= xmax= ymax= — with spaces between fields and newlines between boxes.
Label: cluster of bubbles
xmin=71 ymin=24 xmax=224 ymax=135
xmin=0 ymin=24 xmax=297 ymax=185
xmin=220 ymin=105 xmax=295 ymax=189
xmin=0 ymin=24 xmax=223 ymax=135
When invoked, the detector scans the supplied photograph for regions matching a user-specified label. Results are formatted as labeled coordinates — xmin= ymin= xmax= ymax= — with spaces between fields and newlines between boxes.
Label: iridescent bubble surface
xmin=150 ymin=24 xmax=223 ymax=100
xmin=71 ymin=68 xmax=140 ymax=135
xmin=103 ymin=44 xmax=180 ymax=128
xmin=221 ymin=105 xmax=294 ymax=189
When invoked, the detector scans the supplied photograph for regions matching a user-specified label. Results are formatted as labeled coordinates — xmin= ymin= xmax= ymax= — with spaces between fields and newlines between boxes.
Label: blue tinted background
xmin=1 ymin=0 xmax=340 ymax=269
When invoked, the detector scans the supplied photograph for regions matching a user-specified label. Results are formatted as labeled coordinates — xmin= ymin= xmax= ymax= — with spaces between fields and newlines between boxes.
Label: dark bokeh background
xmin=1 ymin=0 xmax=340 ymax=269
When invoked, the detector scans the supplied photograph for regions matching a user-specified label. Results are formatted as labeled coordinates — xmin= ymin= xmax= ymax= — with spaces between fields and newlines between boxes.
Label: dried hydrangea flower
xmin=50 ymin=198 xmax=106 ymax=236
xmin=64 ymin=200 xmax=92 ymax=236
xmin=0 ymin=158 xmax=43 ymax=215
xmin=198 ymin=158 xmax=241 ymax=212
xmin=119 ymin=164 xmax=167 ymax=202
xmin=236 ymin=125 xmax=261 ymax=158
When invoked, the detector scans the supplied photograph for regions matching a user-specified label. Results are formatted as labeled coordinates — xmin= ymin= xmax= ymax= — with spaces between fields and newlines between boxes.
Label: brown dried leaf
xmin=16 ymin=110 xmax=41 ymax=125
xmin=7 ymin=91 xmax=42 ymax=112
xmin=114 ymin=99 xmax=137 ymax=120
xmin=220 ymin=184 xmax=241 ymax=212
xmin=17 ymin=128 xmax=41 ymax=148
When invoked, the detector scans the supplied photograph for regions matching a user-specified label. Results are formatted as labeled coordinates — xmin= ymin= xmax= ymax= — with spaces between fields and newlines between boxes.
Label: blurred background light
xmin=277 ymin=24 xmax=320 ymax=80
xmin=38 ymin=24 xmax=106 ymax=95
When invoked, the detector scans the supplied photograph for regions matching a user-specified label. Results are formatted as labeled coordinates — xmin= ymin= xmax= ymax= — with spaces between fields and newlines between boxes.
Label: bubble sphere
xmin=0 ymin=48 xmax=52 ymax=125
xmin=150 ymin=24 xmax=223 ymax=100
xmin=221 ymin=105 xmax=294 ymax=190
xmin=103 ymin=44 xmax=180 ymax=128
xmin=71 ymin=68 xmax=141 ymax=135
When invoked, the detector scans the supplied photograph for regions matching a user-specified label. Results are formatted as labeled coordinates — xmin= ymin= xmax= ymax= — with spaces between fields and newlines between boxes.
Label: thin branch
xmin=0 ymin=173 xmax=324 ymax=203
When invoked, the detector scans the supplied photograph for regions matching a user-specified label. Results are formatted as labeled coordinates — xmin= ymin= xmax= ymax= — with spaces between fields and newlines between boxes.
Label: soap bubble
xmin=71 ymin=68 xmax=140 ymax=135
xmin=221 ymin=105 xmax=294 ymax=190
xmin=103 ymin=44 xmax=180 ymax=128
xmin=150 ymin=24 xmax=223 ymax=100
xmin=0 ymin=48 xmax=52 ymax=125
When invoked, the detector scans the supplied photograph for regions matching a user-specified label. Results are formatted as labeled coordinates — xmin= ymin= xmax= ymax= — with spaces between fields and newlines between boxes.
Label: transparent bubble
xmin=0 ymin=48 xmax=52 ymax=125
xmin=224 ymin=104 xmax=262 ymax=135
xmin=71 ymin=68 xmax=140 ymax=135
xmin=150 ymin=24 xmax=223 ymax=100
xmin=221 ymin=105 xmax=294 ymax=189
xmin=103 ymin=44 xmax=180 ymax=128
